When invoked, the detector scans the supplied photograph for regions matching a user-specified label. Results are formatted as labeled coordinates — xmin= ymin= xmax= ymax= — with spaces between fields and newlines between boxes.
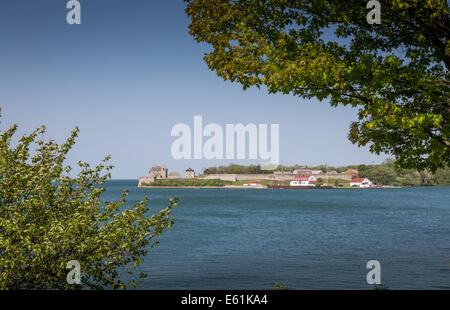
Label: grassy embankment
xmin=141 ymin=178 xmax=278 ymax=187
xmin=141 ymin=178 xmax=232 ymax=187
xmin=231 ymin=179 xmax=289 ymax=186
xmin=142 ymin=178 xmax=352 ymax=187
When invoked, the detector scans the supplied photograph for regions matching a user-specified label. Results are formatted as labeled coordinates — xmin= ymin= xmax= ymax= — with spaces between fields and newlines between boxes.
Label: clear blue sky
xmin=0 ymin=0 xmax=387 ymax=179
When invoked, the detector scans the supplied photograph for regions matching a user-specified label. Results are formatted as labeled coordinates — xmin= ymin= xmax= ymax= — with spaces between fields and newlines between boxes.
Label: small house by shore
xmin=350 ymin=177 xmax=373 ymax=188
xmin=290 ymin=175 xmax=317 ymax=186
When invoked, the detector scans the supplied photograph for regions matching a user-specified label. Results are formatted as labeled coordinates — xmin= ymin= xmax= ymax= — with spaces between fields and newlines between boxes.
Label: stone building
xmin=273 ymin=171 xmax=293 ymax=175
xmin=293 ymin=168 xmax=312 ymax=175
xmin=150 ymin=166 xmax=168 ymax=181
xmin=185 ymin=168 xmax=195 ymax=179
xmin=168 ymin=172 xmax=181 ymax=179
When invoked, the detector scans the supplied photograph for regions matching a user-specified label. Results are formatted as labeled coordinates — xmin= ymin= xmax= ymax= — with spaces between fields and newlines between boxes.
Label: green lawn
xmin=141 ymin=178 xmax=232 ymax=187
xmin=231 ymin=179 xmax=290 ymax=186
xmin=142 ymin=178 xmax=352 ymax=188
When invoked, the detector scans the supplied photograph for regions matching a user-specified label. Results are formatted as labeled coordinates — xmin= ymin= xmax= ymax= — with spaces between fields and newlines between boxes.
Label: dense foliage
xmin=186 ymin=0 xmax=450 ymax=172
xmin=0 ymin=110 xmax=179 ymax=289
xmin=357 ymin=159 xmax=450 ymax=186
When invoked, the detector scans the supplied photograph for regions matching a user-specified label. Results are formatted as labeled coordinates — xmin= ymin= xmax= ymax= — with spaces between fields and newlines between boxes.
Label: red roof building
xmin=350 ymin=177 xmax=373 ymax=187
xmin=291 ymin=175 xmax=318 ymax=186
xmin=351 ymin=177 xmax=365 ymax=183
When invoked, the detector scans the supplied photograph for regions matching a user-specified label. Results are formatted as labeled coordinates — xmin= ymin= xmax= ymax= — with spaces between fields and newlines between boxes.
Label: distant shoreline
xmin=137 ymin=185 xmax=404 ymax=189
xmin=138 ymin=185 xmax=267 ymax=189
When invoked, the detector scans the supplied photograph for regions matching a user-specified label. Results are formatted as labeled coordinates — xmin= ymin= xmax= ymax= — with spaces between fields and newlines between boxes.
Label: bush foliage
xmin=0 ymin=109 xmax=179 ymax=289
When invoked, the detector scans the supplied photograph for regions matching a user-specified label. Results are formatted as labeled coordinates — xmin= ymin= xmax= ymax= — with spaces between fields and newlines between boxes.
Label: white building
xmin=350 ymin=177 xmax=373 ymax=188
xmin=290 ymin=175 xmax=317 ymax=187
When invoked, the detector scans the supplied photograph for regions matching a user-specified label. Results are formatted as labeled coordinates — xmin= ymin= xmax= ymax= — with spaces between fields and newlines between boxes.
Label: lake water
xmin=103 ymin=180 xmax=450 ymax=289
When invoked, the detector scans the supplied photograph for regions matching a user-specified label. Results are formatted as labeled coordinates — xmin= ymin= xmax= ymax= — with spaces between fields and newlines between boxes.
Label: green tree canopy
xmin=186 ymin=0 xmax=450 ymax=171
xmin=0 ymin=109 xmax=179 ymax=289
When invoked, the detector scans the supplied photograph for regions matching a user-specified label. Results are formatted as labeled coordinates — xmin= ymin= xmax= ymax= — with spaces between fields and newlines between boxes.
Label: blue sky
xmin=0 ymin=0 xmax=387 ymax=179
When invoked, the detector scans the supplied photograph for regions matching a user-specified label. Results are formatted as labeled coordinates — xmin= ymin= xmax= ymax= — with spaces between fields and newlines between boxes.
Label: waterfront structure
xmin=168 ymin=172 xmax=181 ymax=179
xmin=185 ymin=168 xmax=195 ymax=179
xmin=150 ymin=166 xmax=168 ymax=181
xmin=350 ymin=177 xmax=373 ymax=188
xmin=198 ymin=171 xmax=354 ymax=182
xmin=293 ymin=168 xmax=313 ymax=175
xmin=290 ymin=175 xmax=317 ymax=186
xmin=139 ymin=164 xmax=357 ymax=188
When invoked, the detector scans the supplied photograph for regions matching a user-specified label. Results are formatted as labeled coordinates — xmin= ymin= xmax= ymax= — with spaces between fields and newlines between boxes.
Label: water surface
xmin=104 ymin=181 xmax=450 ymax=289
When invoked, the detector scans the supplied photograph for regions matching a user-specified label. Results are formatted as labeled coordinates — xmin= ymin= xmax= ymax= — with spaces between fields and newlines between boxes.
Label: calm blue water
xmin=103 ymin=180 xmax=450 ymax=289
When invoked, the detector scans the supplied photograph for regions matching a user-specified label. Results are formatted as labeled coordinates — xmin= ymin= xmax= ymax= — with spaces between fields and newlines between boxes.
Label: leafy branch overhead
xmin=0 ymin=108 xmax=179 ymax=289
xmin=185 ymin=0 xmax=450 ymax=171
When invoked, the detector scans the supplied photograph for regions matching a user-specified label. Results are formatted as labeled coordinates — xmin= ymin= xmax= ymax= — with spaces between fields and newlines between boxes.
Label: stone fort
xmin=138 ymin=166 xmax=196 ymax=186
xmin=138 ymin=166 xmax=356 ymax=187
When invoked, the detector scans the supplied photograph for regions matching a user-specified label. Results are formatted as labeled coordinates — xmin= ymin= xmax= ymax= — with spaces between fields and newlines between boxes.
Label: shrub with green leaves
xmin=0 ymin=109 xmax=179 ymax=289
xmin=272 ymin=282 xmax=288 ymax=290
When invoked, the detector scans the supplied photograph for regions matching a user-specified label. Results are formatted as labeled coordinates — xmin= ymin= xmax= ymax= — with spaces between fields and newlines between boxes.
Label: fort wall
xmin=139 ymin=171 xmax=354 ymax=187
xmin=138 ymin=177 xmax=154 ymax=187
xmin=196 ymin=173 xmax=353 ymax=182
